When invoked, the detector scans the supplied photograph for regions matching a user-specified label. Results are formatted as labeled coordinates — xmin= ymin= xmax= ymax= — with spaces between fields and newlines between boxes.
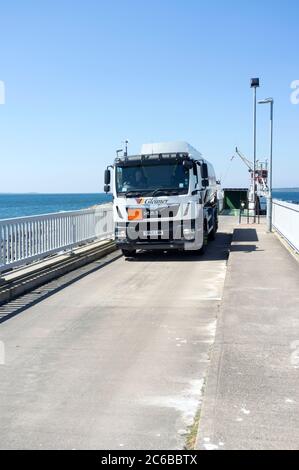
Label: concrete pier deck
xmin=196 ymin=223 xmax=299 ymax=450
xmin=0 ymin=217 xmax=234 ymax=450
xmin=0 ymin=216 xmax=298 ymax=450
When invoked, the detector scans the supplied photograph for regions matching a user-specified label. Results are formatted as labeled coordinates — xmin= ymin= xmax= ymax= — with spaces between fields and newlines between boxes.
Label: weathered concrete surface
xmin=0 ymin=217 xmax=233 ymax=450
xmin=0 ymin=240 xmax=117 ymax=307
xmin=196 ymin=224 xmax=299 ymax=450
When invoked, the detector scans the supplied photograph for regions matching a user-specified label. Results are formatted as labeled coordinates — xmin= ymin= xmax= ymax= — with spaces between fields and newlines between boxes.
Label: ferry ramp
xmin=0 ymin=217 xmax=234 ymax=450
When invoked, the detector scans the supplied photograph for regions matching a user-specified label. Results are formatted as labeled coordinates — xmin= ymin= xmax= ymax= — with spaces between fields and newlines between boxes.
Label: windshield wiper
xmin=120 ymin=188 xmax=184 ymax=198
xmin=150 ymin=188 xmax=181 ymax=197
xmin=167 ymin=190 xmax=181 ymax=196
xmin=124 ymin=191 xmax=145 ymax=198
xmin=150 ymin=188 xmax=169 ymax=197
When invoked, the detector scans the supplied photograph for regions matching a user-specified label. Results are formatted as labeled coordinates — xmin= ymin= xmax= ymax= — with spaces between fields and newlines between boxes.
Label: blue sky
xmin=0 ymin=0 xmax=298 ymax=192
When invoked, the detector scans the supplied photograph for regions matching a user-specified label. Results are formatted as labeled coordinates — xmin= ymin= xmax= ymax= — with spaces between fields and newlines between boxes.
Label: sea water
xmin=0 ymin=190 xmax=298 ymax=221
xmin=0 ymin=193 xmax=112 ymax=220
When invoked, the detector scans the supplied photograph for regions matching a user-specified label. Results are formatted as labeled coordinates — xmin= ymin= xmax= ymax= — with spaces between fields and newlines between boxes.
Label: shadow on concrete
xmin=229 ymin=244 xmax=264 ymax=253
xmin=0 ymin=230 xmax=234 ymax=323
xmin=233 ymin=228 xmax=259 ymax=242
xmin=0 ymin=252 xmax=122 ymax=325
xmin=126 ymin=232 xmax=232 ymax=263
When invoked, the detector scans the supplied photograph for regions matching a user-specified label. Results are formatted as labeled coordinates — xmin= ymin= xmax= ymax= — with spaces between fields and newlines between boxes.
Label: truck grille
xmin=142 ymin=205 xmax=180 ymax=219
xmin=116 ymin=220 xmax=195 ymax=243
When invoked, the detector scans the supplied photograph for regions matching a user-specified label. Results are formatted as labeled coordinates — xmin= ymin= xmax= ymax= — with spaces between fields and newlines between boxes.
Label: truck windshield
xmin=116 ymin=162 xmax=190 ymax=196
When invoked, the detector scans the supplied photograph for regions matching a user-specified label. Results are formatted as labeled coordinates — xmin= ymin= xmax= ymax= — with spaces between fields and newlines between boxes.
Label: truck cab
xmin=104 ymin=141 xmax=218 ymax=257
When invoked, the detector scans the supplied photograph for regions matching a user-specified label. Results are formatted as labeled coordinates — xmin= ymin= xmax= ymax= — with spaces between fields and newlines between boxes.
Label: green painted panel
xmin=223 ymin=190 xmax=248 ymax=211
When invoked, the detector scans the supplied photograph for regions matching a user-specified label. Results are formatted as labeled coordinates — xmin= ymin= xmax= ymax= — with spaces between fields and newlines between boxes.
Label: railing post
xmin=0 ymin=224 xmax=4 ymax=273
xmin=0 ymin=205 xmax=113 ymax=271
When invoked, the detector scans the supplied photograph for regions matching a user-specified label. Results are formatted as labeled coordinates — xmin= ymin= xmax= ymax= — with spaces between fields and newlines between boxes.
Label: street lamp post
xmin=258 ymin=98 xmax=274 ymax=232
xmin=251 ymin=78 xmax=260 ymax=222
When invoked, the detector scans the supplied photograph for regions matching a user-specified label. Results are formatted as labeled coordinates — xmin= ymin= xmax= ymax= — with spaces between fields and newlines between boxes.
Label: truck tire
xmin=198 ymin=223 xmax=208 ymax=255
xmin=208 ymin=210 xmax=217 ymax=241
xmin=214 ymin=211 xmax=219 ymax=233
xmin=208 ymin=223 xmax=216 ymax=241
xmin=122 ymin=249 xmax=137 ymax=258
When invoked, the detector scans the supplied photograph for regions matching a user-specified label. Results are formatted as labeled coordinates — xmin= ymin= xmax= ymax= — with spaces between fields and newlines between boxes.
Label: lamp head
xmin=250 ymin=78 xmax=260 ymax=88
xmin=258 ymin=98 xmax=274 ymax=104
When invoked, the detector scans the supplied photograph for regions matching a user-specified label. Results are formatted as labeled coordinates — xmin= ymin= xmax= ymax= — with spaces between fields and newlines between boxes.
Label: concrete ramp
xmin=0 ymin=218 xmax=233 ymax=450
xmin=196 ymin=225 xmax=299 ymax=450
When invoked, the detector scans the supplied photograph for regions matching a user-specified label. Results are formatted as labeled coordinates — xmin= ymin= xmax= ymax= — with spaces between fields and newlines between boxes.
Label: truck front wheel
xmin=208 ymin=211 xmax=217 ymax=241
xmin=198 ymin=224 xmax=208 ymax=255
xmin=121 ymin=249 xmax=137 ymax=258
xmin=208 ymin=222 xmax=216 ymax=241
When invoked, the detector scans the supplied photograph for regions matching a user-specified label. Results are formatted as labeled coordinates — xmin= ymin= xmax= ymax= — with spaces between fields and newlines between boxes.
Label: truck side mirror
xmin=202 ymin=179 xmax=209 ymax=188
xmin=201 ymin=163 xmax=208 ymax=179
xmin=104 ymin=184 xmax=111 ymax=193
xmin=104 ymin=169 xmax=111 ymax=185
xmin=183 ymin=159 xmax=193 ymax=170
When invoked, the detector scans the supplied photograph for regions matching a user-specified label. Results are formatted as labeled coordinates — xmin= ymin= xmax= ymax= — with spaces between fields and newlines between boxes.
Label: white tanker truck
xmin=104 ymin=141 xmax=218 ymax=257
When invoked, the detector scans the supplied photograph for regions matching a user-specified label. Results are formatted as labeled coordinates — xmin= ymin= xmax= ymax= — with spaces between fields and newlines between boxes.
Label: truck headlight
xmin=183 ymin=228 xmax=196 ymax=241
xmin=116 ymin=229 xmax=127 ymax=239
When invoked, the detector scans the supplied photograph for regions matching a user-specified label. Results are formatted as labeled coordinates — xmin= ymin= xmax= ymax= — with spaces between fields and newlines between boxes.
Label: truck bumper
xmin=115 ymin=220 xmax=203 ymax=251
xmin=116 ymin=240 xmax=187 ymax=251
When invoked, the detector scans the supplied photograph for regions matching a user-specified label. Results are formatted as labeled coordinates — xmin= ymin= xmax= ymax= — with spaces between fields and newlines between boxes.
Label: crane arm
xmin=235 ymin=147 xmax=254 ymax=171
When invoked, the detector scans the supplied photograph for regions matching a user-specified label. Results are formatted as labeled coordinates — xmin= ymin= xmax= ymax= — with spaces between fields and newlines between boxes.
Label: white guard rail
xmin=272 ymin=199 xmax=299 ymax=253
xmin=0 ymin=204 xmax=114 ymax=273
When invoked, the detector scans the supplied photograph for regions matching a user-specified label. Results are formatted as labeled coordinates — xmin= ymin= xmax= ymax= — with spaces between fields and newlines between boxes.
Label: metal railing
xmin=272 ymin=199 xmax=299 ymax=253
xmin=0 ymin=204 xmax=114 ymax=273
